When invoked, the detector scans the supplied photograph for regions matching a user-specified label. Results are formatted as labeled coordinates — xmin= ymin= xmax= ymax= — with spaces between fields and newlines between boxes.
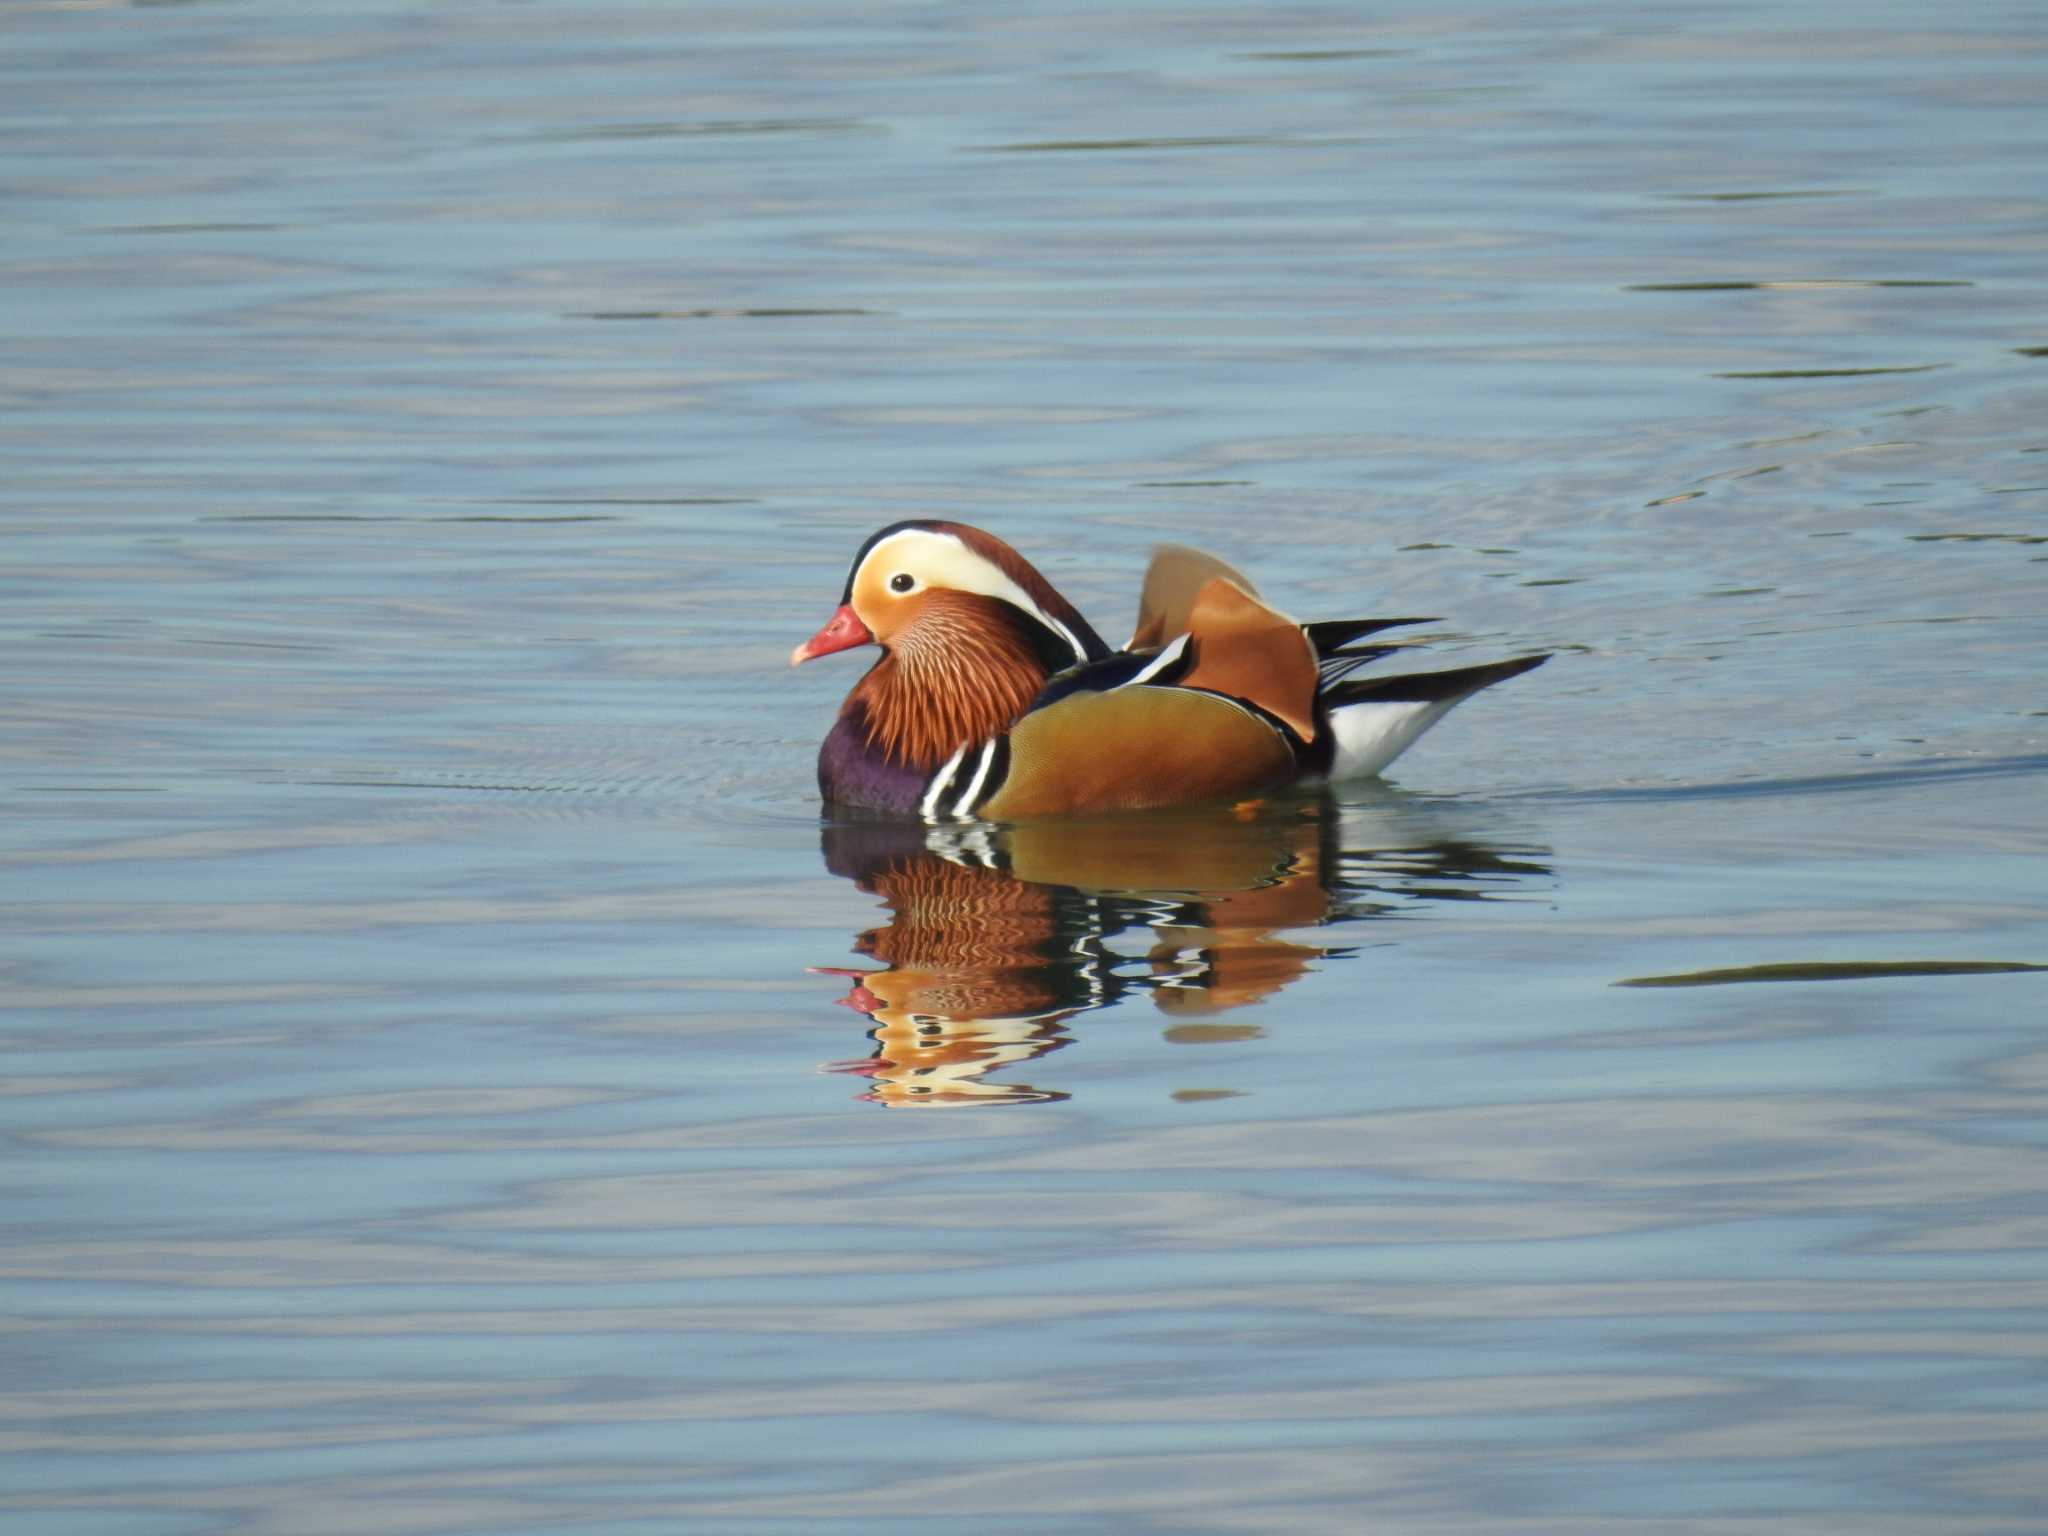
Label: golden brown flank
xmin=982 ymin=685 xmax=1296 ymax=818
xmin=972 ymin=565 xmax=1320 ymax=818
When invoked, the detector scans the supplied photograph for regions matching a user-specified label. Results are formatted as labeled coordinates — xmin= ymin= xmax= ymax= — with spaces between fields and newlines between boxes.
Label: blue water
xmin=6 ymin=2 xmax=2047 ymax=1532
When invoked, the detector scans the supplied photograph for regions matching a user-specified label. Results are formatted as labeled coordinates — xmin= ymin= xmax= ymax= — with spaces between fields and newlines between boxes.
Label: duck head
xmin=791 ymin=520 xmax=1103 ymax=670
xmin=793 ymin=521 xmax=1109 ymax=776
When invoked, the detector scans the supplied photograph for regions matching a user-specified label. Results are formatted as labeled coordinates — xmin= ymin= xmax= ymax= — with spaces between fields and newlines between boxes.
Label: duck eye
xmin=889 ymin=573 xmax=915 ymax=593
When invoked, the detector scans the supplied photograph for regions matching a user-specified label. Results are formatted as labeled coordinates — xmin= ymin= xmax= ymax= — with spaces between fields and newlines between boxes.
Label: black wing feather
xmin=1301 ymin=616 xmax=1439 ymax=654
xmin=1315 ymin=644 xmax=1405 ymax=685
xmin=1322 ymin=653 xmax=1548 ymax=707
xmin=1031 ymin=640 xmax=1197 ymax=710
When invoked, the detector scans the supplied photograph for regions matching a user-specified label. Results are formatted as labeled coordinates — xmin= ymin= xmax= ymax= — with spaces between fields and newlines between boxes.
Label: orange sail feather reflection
xmin=816 ymin=796 xmax=1552 ymax=1107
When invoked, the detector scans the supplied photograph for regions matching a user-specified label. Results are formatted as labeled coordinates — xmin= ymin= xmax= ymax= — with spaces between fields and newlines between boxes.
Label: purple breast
xmin=818 ymin=710 xmax=929 ymax=814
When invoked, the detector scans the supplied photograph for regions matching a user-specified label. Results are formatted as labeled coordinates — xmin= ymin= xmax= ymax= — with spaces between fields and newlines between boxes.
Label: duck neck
xmin=852 ymin=599 xmax=1048 ymax=772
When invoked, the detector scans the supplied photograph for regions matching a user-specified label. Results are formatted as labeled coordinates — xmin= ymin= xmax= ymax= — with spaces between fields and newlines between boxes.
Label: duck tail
xmin=1317 ymin=653 xmax=1549 ymax=780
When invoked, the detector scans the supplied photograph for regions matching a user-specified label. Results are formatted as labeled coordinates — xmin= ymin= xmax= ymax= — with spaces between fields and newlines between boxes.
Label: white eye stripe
xmin=861 ymin=529 xmax=1086 ymax=664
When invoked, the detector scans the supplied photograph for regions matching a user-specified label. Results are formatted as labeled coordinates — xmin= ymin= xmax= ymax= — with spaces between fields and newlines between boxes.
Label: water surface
xmin=5 ymin=2 xmax=2047 ymax=1532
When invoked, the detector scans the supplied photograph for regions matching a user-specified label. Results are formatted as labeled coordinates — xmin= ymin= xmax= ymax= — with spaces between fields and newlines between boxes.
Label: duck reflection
xmin=816 ymin=793 xmax=1551 ymax=1107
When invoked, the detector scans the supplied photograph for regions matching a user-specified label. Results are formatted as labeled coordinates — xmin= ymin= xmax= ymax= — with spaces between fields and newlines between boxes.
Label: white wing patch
xmin=1116 ymin=632 xmax=1191 ymax=688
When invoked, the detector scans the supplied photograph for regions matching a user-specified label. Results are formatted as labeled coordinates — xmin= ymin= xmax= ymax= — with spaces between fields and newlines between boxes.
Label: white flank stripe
xmin=919 ymin=744 xmax=969 ymax=820
xmin=949 ymin=739 xmax=997 ymax=818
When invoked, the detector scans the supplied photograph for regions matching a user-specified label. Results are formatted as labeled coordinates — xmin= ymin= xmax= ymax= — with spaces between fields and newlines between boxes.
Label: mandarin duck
xmin=792 ymin=520 xmax=1548 ymax=820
